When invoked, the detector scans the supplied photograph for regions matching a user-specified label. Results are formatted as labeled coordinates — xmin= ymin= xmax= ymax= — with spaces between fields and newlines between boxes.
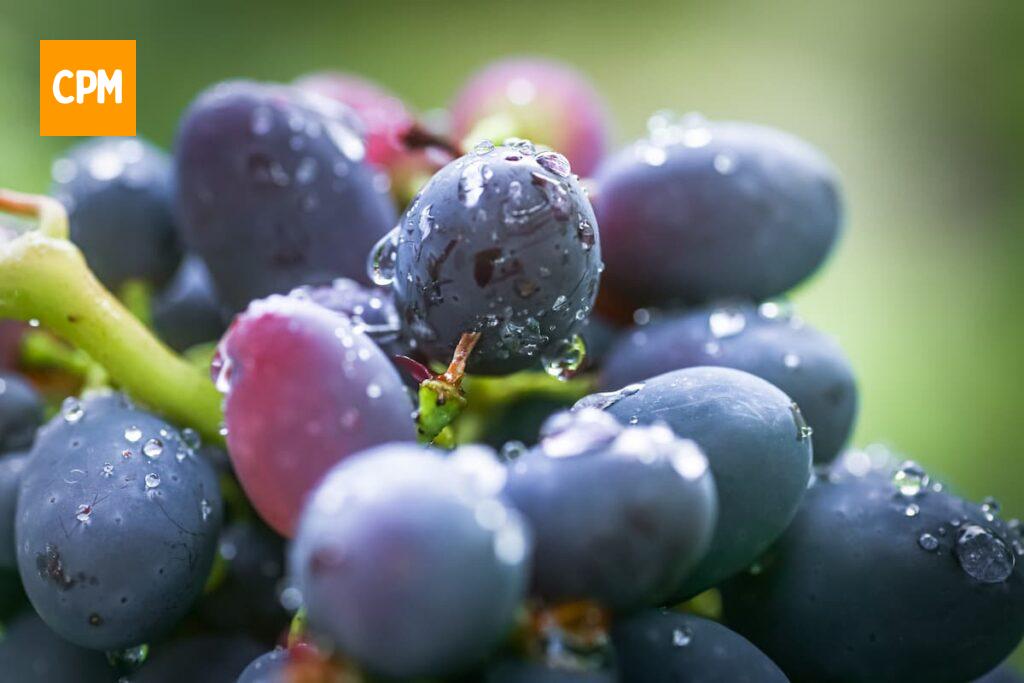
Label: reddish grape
xmin=451 ymin=58 xmax=610 ymax=177
xmin=216 ymin=295 xmax=415 ymax=536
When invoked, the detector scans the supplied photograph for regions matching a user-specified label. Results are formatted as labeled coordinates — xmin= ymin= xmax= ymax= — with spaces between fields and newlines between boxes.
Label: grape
xmin=585 ymin=366 xmax=812 ymax=599
xmin=290 ymin=277 xmax=405 ymax=358
xmin=385 ymin=141 xmax=602 ymax=374
xmin=721 ymin=467 xmax=1024 ymax=683
xmin=0 ymin=612 xmax=113 ymax=682
xmin=485 ymin=659 xmax=618 ymax=682
xmin=50 ymin=136 xmax=182 ymax=290
xmin=600 ymin=303 xmax=857 ymax=463
xmin=451 ymin=58 xmax=609 ymax=176
xmin=0 ymin=450 xmax=29 ymax=568
xmin=216 ymin=295 xmax=415 ymax=536
xmin=612 ymin=610 xmax=788 ymax=683
xmin=0 ymin=372 xmax=45 ymax=453
xmin=15 ymin=392 xmax=222 ymax=650
xmin=132 ymin=634 xmax=264 ymax=683
xmin=974 ymin=666 xmax=1024 ymax=683
xmin=195 ymin=520 xmax=288 ymax=642
xmin=151 ymin=255 xmax=227 ymax=353
xmin=236 ymin=645 xmax=343 ymax=683
xmin=593 ymin=116 xmax=842 ymax=309
xmin=502 ymin=409 xmax=716 ymax=611
xmin=289 ymin=443 xmax=531 ymax=679
xmin=174 ymin=80 xmax=396 ymax=312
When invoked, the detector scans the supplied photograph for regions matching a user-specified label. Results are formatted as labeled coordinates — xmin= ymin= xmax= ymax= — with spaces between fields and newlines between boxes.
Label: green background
xmin=1 ymin=0 xmax=1022 ymax=667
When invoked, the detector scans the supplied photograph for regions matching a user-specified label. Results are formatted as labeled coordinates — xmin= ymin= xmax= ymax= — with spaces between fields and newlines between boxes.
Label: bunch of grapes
xmin=0 ymin=56 xmax=1020 ymax=683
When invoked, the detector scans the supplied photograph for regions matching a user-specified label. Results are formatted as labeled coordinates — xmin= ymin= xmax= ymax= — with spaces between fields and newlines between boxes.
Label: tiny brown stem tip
xmin=440 ymin=332 xmax=481 ymax=388
xmin=400 ymin=122 xmax=464 ymax=159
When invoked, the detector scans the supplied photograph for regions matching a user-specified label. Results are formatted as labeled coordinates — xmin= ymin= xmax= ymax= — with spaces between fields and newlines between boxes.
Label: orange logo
xmin=39 ymin=40 xmax=136 ymax=137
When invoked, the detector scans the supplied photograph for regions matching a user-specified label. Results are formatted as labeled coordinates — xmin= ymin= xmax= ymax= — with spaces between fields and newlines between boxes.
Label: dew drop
xmin=918 ymin=533 xmax=939 ymax=551
xmin=790 ymin=402 xmax=813 ymax=441
xmin=367 ymin=227 xmax=400 ymax=286
xmin=142 ymin=439 xmax=163 ymax=459
xmin=473 ymin=140 xmax=495 ymax=155
xmin=956 ymin=524 xmax=1015 ymax=583
xmin=541 ymin=335 xmax=587 ymax=381
xmin=905 ymin=503 xmax=920 ymax=517
xmin=200 ymin=499 xmax=212 ymax=522
xmin=536 ymin=151 xmax=571 ymax=177
xmin=144 ymin=473 xmax=161 ymax=490
xmin=672 ymin=626 xmax=693 ymax=647
xmin=708 ymin=307 xmax=746 ymax=338
xmin=892 ymin=461 xmax=929 ymax=497
xmin=573 ymin=383 xmax=644 ymax=411
xmin=61 ymin=397 xmax=84 ymax=424
xmin=124 ymin=426 xmax=142 ymax=443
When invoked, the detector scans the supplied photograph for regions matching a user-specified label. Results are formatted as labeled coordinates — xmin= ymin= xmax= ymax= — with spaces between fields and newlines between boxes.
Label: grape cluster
xmin=0 ymin=56 xmax=1019 ymax=683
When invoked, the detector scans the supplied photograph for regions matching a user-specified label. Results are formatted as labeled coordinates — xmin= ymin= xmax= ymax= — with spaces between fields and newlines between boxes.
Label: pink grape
xmin=450 ymin=58 xmax=610 ymax=177
xmin=215 ymin=295 xmax=416 ymax=536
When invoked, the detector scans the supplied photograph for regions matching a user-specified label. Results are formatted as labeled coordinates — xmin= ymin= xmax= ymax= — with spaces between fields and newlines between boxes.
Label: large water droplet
xmin=367 ymin=227 xmax=400 ymax=286
xmin=956 ymin=524 xmax=1015 ymax=583
xmin=893 ymin=461 xmax=929 ymax=497
xmin=61 ymin=397 xmax=84 ymax=424
xmin=458 ymin=161 xmax=491 ymax=208
xmin=574 ymin=383 xmax=645 ymax=411
xmin=142 ymin=439 xmax=163 ymax=459
xmin=536 ymin=151 xmax=571 ymax=177
xmin=672 ymin=626 xmax=693 ymax=647
xmin=790 ymin=402 xmax=813 ymax=441
xmin=124 ymin=426 xmax=142 ymax=443
xmin=542 ymin=335 xmax=587 ymax=381
xmin=708 ymin=307 xmax=746 ymax=338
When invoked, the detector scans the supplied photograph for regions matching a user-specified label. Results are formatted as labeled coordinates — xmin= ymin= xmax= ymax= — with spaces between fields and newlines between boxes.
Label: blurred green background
xmin=1 ymin=0 xmax=1022 ymax=656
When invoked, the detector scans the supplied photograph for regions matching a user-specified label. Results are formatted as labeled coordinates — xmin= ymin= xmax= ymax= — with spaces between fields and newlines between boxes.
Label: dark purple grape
xmin=584 ymin=366 xmax=812 ymax=599
xmin=502 ymin=409 xmax=717 ymax=611
xmin=15 ymin=392 xmax=222 ymax=650
xmin=0 ymin=372 xmax=45 ymax=453
xmin=0 ymin=611 xmax=113 ymax=682
xmin=612 ymin=610 xmax=788 ymax=683
xmin=0 ymin=450 xmax=29 ymax=568
xmin=132 ymin=634 xmax=265 ymax=683
xmin=51 ymin=136 xmax=182 ymax=290
xmin=216 ymin=295 xmax=415 ymax=536
xmin=601 ymin=302 xmax=857 ymax=463
xmin=594 ymin=115 xmax=842 ymax=309
xmin=721 ymin=466 xmax=1024 ymax=683
xmin=152 ymin=255 xmax=227 ymax=352
xmin=195 ymin=520 xmax=288 ymax=642
xmin=290 ymin=443 xmax=531 ymax=679
xmin=174 ymin=80 xmax=396 ymax=312
xmin=383 ymin=141 xmax=601 ymax=375
xmin=290 ymin=277 xmax=404 ymax=357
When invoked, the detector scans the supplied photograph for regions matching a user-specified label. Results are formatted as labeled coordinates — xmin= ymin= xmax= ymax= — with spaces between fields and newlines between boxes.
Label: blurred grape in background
xmin=0 ymin=0 xmax=1022 ymax=666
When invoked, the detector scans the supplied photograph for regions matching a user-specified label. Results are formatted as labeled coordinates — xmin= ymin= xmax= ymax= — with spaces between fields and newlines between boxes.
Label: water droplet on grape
xmin=542 ymin=335 xmax=587 ymax=381
xmin=956 ymin=524 xmax=1015 ymax=583
xmin=61 ymin=397 xmax=84 ymax=424
xmin=142 ymin=439 xmax=163 ymax=459
xmin=893 ymin=461 xmax=929 ymax=497
xmin=918 ymin=533 xmax=939 ymax=551
xmin=367 ymin=227 xmax=400 ymax=286
xmin=672 ymin=626 xmax=693 ymax=647
xmin=144 ymin=473 xmax=161 ymax=490
xmin=708 ymin=307 xmax=746 ymax=338
xmin=573 ymin=383 xmax=645 ymax=411
xmin=124 ymin=426 xmax=142 ymax=443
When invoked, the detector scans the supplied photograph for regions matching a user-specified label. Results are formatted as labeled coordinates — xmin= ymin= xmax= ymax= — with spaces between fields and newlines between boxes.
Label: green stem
xmin=0 ymin=189 xmax=223 ymax=441
xmin=118 ymin=279 xmax=154 ymax=327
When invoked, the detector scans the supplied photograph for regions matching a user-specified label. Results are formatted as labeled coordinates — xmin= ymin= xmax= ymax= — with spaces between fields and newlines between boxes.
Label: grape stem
xmin=0 ymin=188 xmax=224 ymax=441
xmin=415 ymin=332 xmax=480 ymax=445
xmin=400 ymin=122 xmax=463 ymax=158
